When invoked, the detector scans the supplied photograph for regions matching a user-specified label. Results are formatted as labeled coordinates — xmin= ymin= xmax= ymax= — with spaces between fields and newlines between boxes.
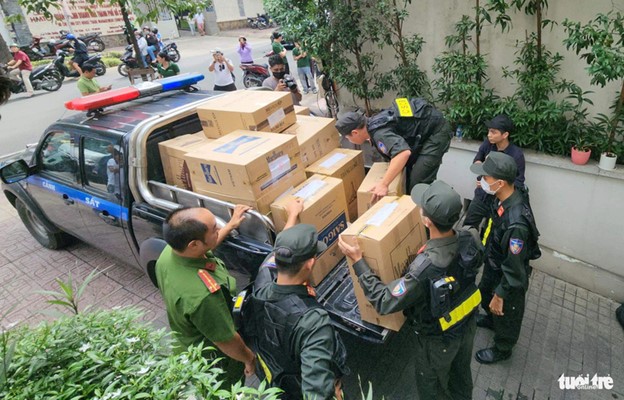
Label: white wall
xmin=438 ymin=140 xmax=624 ymax=302
xmin=212 ymin=0 xmax=265 ymax=22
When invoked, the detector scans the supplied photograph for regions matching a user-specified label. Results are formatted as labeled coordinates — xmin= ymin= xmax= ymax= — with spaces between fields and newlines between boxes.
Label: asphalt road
xmin=0 ymin=34 xmax=276 ymax=154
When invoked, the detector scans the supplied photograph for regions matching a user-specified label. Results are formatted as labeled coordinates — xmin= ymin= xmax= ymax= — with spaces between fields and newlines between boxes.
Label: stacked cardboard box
xmin=158 ymin=132 xmax=212 ymax=190
xmin=271 ymin=175 xmax=348 ymax=286
xmin=357 ymin=162 xmax=406 ymax=217
xmin=196 ymin=91 xmax=296 ymax=139
xmin=305 ymin=149 xmax=365 ymax=222
xmin=281 ymin=115 xmax=340 ymax=167
xmin=294 ymin=105 xmax=311 ymax=116
xmin=184 ymin=131 xmax=306 ymax=214
xmin=340 ymin=195 xmax=427 ymax=331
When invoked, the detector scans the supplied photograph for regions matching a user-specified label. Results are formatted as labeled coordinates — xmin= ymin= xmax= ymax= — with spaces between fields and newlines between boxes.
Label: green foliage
xmin=36 ymin=268 xmax=101 ymax=315
xmin=0 ymin=307 xmax=280 ymax=399
xmin=563 ymin=11 xmax=624 ymax=156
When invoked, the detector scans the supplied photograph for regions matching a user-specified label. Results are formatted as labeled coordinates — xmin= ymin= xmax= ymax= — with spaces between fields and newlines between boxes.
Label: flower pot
xmin=598 ymin=152 xmax=617 ymax=170
xmin=571 ymin=147 xmax=591 ymax=165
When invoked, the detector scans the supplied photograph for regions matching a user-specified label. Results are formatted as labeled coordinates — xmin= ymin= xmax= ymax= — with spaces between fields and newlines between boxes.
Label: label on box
xmin=267 ymin=108 xmax=286 ymax=128
xmin=366 ymin=203 xmax=399 ymax=226
xmin=268 ymin=154 xmax=291 ymax=179
xmin=318 ymin=212 xmax=348 ymax=252
xmin=294 ymin=179 xmax=327 ymax=200
xmin=320 ymin=152 xmax=347 ymax=169
xmin=214 ymin=136 xmax=260 ymax=154
xmin=200 ymin=163 xmax=221 ymax=185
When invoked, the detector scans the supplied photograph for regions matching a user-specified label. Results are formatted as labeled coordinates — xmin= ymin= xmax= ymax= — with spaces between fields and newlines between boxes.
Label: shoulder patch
xmin=262 ymin=254 xmax=277 ymax=268
xmin=509 ymin=238 xmax=524 ymax=255
xmin=391 ymin=279 xmax=407 ymax=297
xmin=198 ymin=269 xmax=221 ymax=293
xmin=377 ymin=141 xmax=389 ymax=155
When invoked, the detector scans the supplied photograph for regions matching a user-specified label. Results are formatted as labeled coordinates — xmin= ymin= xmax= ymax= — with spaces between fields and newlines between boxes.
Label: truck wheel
xmin=15 ymin=199 xmax=71 ymax=249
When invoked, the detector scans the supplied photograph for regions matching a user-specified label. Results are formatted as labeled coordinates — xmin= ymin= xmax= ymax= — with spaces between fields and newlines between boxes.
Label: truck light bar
xmin=64 ymin=73 xmax=205 ymax=111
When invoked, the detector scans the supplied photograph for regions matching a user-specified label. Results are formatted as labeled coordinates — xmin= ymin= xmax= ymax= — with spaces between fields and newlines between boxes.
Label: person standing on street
xmin=209 ymin=49 xmax=236 ymax=91
xmin=155 ymin=206 xmax=256 ymax=385
xmin=263 ymin=55 xmax=302 ymax=106
xmin=249 ymin=213 xmax=348 ymax=400
xmin=193 ymin=12 xmax=205 ymax=36
xmin=292 ymin=41 xmax=317 ymax=95
xmin=271 ymin=31 xmax=290 ymax=75
xmin=237 ymin=36 xmax=253 ymax=65
xmin=466 ymin=152 xmax=540 ymax=365
xmin=7 ymin=43 xmax=34 ymax=97
xmin=336 ymin=98 xmax=452 ymax=203
xmin=339 ymin=181 xmax=484 ymax=400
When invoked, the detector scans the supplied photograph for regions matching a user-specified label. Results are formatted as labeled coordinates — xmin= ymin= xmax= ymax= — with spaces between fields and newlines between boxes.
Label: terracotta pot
xmin=571 ymin=146 xmax=591 ymax=165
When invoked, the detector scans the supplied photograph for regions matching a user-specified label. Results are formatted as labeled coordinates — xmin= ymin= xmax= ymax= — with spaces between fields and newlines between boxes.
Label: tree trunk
xmin=536 ymin=0 xmax=542 ymax=62
xmin=119 ymin=0 xmax=147 ymax=68
xmin=1 ymin=0 xmax=33 ymax=45
xmin=0 ymin=30 xmax=12 ymax=62
xmin=608 ymin=81 xmax=624 ymax=153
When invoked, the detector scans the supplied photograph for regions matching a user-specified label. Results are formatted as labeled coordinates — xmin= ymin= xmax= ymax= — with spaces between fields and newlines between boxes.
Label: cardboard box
xmin=185 ymin=131 xmax=306 ymax=213
xmin=305 ymin=149 xmax=365 ymax=222
xmin=357 ymin=162 xmax=406 ymax=217
xmin=158 ymin=132 xmax=212 ymax=190
xmin=197 ymin=91 xmax=296 ymax=138
xmin=282 ymin=115 xmax=340 ymax=168
xmin=294 ymin=105 xmax=310 ymax=116
xmin=340 ymin=195 xmax=427 ymax=331
xmin=271 ymin=175 xmax=348 ymax=286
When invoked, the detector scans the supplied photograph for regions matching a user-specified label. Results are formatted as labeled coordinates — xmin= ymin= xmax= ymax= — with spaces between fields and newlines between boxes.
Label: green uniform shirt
xmin=292 ymin=47 xmax=310 ymax=68
xmin=77 ymin=76 xmax=100 ymax=95
xmin=155 ymin=246 xmax=237 ymax=352
xmin=254 ymin=282 xmax=340 ymax=400
xmin=272 ymin=41 xmax=287 ymax=64
xmin=156 ymin=62 xmax=180 ymax=77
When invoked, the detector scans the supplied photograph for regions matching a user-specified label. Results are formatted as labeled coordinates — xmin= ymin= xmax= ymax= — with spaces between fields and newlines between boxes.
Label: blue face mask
xmin=481 ymin=178 xmax=500 ymax=195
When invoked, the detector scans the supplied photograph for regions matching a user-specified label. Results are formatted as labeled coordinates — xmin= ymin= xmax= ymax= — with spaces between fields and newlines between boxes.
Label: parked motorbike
xmin=162 ymin=42 xmax=181 ymax=62
xmin=60 ymin=30 xmax=105 ymax=52
xmin=53 ymin=50 xmax=106 ymax=81
xmin=117 ymin=42 xmax=180 ymax=77
xmin=241 ymin=63 xmax=270 ymax=88
xmin=247 ymin=17 xmax=260 ymax=29
xmin=21 ymin=36 xmax=72 ymax=60
xmin=0 ymin=62 xmax=63 ymax=93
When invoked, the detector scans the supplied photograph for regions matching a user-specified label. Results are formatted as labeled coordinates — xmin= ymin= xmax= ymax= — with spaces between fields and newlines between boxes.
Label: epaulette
xmin=198 ymin=269 xmax=221 ymax=293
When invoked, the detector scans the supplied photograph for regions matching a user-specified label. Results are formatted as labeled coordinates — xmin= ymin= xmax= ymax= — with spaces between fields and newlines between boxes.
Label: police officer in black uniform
xmin=465 ymin=152 xmax=540 ymax=364
xmin=336 ymin=98 xmax=452 ymax=203
xmin=247 ymin=222 xmax=348 ymax=400
xmin=339 ymin=181 xmax=484 ymax=400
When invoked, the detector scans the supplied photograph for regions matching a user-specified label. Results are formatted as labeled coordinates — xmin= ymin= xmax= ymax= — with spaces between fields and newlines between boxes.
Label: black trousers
xmin=413 ymin=316 xmax=476 ymax=400
xmin=407 ymin=153 xmax=444 ymax=192
xmin=479 ymin=261 xmax=526 ymax=353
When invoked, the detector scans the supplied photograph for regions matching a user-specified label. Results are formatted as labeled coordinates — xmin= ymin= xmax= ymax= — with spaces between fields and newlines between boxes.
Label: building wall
xmin=438 ymin=140 xmax=624 ymax=302
xmin=212 ymin=0 xmax=265 ymax=22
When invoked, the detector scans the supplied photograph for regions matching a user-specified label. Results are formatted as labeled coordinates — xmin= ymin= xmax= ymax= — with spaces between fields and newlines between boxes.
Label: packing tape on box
xmin=268 ymin=154 xmax=292 ymax=179
xmin=365 ymin=202 xmax=399 ymax=227
xmin=267 ymin=108 xmax=286 ymax=128
xmin=293 ymin=179 xmax=327 ymax=201
xmin=319 ymin=152 xmax=347 ymax=169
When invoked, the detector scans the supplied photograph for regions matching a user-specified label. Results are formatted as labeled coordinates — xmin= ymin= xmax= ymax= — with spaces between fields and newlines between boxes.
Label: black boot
xmin=475 ymin=347 xmax=512 ymax=364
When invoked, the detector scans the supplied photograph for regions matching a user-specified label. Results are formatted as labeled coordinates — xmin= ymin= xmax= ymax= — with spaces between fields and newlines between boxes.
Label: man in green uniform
xmin=336 ymin=98 xmax=452 ymax=204
xmin=271 ymin=31 xmax=290 ymax=75
xmin=339 ymin=181 xmax=483 ymax=400
xmin=156 ymin=206 xmax=256 ymax=384
xmin=466 ymin=152 xmax=540 ymax=364
xmin=248 ymin=204 xmax=348 ymax=400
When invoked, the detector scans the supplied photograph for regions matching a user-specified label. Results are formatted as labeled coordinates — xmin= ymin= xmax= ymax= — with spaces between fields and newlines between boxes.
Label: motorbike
xmin=0 ymin=62 xmax=63 ymax=93
xmin=241 ymin=63 xmax=270 ymax=88
xmin=53 ymin=50 xmax=106 ymax=81
xmin=60 ymin=30 xmax=106 ymax=52
xmin=117 ymin=42 xmax=180 ymax=77
xmin=20 ymin=36 xmax=72 ymax=60
xmin=247 ymin=17 xmax=260 ymax=29
xmin=162 ymin=42 xmax=181 ymax=62
xmin=256 ymin=14 xmax=274 ymax=29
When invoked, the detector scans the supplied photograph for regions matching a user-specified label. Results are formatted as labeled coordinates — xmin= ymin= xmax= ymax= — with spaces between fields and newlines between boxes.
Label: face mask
xmin=273 ymin=71 xmax=286 ymax=79
xmin=481 ymin=178 xmax=500 ymax=195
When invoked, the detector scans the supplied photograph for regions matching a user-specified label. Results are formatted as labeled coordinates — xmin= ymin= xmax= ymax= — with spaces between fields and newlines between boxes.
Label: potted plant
xmin=570 ymin=136 xmax=592 ymax=165
xmin=564 ymin=11 xmax=624 ymax=170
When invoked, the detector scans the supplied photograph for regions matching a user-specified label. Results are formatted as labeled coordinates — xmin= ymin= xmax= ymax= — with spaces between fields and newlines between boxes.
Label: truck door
xmin=27 ymin=131 xmax=91 ymax=240
xmin=75 ymin=134 xmax=138 ymax=267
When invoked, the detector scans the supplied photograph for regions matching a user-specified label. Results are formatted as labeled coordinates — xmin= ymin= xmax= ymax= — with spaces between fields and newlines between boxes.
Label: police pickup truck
xmin=0 ymin=74 xmax=388 ymax=343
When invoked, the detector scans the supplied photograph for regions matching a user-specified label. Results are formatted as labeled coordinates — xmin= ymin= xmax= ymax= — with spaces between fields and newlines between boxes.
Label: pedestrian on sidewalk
xmin=237 ymin=36 xmax=253 ymax=65
xmin=271 ymin=31 xmax=290 ymax=75
xmin=209 ymin=49 xmax=236 ymax=91
xmin=7 ymin=43 xmax=34 ymax=97
xmin=193 ymin=12 xmax=205 ymax=36
xmin=292 ymin=40 xmax=317 ymax=95
xmin=466 ymin=152 xmax=540 ymax=365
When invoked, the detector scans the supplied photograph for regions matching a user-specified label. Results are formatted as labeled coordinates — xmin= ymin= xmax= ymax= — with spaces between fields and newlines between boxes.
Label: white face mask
xmin=481 ymin=178 xmax=500 ymax=195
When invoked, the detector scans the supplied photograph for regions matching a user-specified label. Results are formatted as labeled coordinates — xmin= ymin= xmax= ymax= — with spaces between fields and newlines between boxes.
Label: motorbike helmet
xmin=152 ymin=28 xmax=158 ymax=34
xmin=66 ymin=33 xmax=75 ymax=40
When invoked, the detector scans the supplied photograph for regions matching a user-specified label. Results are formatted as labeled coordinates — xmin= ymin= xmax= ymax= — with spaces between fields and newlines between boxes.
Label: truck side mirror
xmin=0 ymin=159 xmax=30 ymax=184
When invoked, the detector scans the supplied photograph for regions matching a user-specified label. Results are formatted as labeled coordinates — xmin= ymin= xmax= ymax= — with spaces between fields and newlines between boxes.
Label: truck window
xmin=39 ymin=132 xmax=79 ymax=182
xmin=82 ymin=137 xmax=124 ymax=200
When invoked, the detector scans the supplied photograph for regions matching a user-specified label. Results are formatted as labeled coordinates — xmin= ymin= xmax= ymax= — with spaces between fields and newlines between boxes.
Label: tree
xmin=18 ymin=0 xmax=208 ymax=68
xmin=1 ymin=0 xmax=33 ymax=46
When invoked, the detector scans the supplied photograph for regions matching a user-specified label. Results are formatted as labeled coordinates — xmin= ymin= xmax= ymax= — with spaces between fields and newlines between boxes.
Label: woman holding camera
xmin=262 ymin=54 xmax=302 ymax=105
xmin=209 ymin=48 xmax=236 ymax=91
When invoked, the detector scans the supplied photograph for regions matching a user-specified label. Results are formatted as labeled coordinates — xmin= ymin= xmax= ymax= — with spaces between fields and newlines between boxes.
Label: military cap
xmin=410 ymin=180 xmax=462 ymax=227
xmin=274 ymin=224 xmax=327 ymax=264
xmin=335 ymin=112 xmax=367 ymax=136
xmin=470 ymin=151 xmax=517 ymax=183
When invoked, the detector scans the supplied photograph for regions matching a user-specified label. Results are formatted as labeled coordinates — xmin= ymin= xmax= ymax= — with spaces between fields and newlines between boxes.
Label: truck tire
xmin=15 ymin=199 xmax=71 ymax=249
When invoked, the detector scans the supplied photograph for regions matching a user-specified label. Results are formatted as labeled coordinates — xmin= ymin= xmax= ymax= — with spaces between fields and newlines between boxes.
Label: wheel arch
xmin=139 ymin=237 xmax=167 ymax=288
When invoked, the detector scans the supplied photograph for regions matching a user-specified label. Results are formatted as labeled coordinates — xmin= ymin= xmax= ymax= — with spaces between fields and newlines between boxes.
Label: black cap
xmin=410 ymin=181 xmax=462 ymax=227
xmin=274 ymin=224 xmax=327 ymax=264
xmin=485 ymin=114 xmax=514 ymax=134
xmin=470 ymin=152 xmax=517 ymax=183
xmin=335 ymin=112 xmax=367 ymax=136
